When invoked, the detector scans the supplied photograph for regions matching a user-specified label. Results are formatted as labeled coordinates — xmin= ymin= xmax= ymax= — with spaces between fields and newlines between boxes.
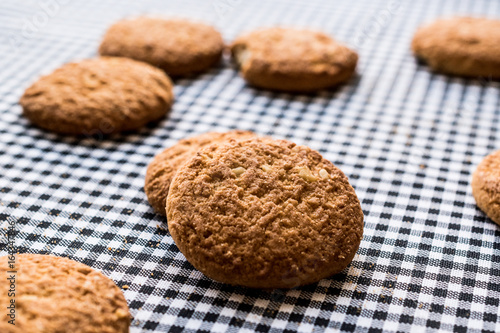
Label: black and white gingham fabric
xmin=1 ymin=0 xmax=500 ymax=332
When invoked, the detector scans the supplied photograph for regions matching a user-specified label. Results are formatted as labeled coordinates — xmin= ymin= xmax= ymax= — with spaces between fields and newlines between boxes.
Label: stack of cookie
xmin=146 ymin=131 xmax=364 ymax=288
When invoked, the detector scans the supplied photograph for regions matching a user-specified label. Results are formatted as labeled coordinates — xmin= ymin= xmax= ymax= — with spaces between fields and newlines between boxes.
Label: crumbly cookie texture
xmin=0 ymin=253 xmax=130 ymax=333
xmin=145 ymin=130 xmax=256 ymax=215
xmin=99 ymin=17 xmax=224 ymax=76
xmin=20 ymin=57 xmax=173 ymax=135
xmin=472 ymin=150 xmax=500 ymax=225
xmin=412 ymin=17 xmax=500 ymax=78
xmin=230 ymin=27 xmax=358 ymax=92
xmin=167 ymin=138 xmax=364 ymax=288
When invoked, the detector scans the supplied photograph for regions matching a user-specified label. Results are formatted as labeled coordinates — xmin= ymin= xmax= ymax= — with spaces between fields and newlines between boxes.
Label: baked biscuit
xmin=99 ymin=17 xmax=224 ymax=76
xmin=472 ymin=150 xmax=500 ymax=225
xmin=412 ymin=17 xmax=500 ymax=78
xmin=20 ymin=57 xmax=173 ymax=136
xmin=166 ymin=138 xmax=364 ymax=288
xmin=145 ymin=130 xmax=256 ymax=215
xmin=0 ymin=253 xmax=130 ymax=333
xmin=230 ymin=27 xmax=358 ymax=92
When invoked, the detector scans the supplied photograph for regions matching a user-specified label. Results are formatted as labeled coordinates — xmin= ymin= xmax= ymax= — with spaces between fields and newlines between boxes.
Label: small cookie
xmin=20 ymin=57 xmax=173 ymax=135
xmin=166 ymin=138 xmax=364 ymax=288
xmin=472 ymin=150 xmax=500 ymax=225
xmin=0 ymin=253 xmax=130 ymax=333
xmin=230 ymin=27 xmax=358 ymax=92
xmin=145 ymin=130 xmax=256 ymax=215
xmin=99 ymin=17 xmax=224 ymax=76
xmin=412 ymin=17 xmax=500 ymax=78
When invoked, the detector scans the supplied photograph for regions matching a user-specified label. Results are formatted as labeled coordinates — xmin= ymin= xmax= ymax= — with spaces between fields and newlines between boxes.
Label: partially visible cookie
xmin=0 ymin=253 xmax=130 ymax=333
xmin=145 ymin=130 xmax=256 ymax=215
xmin=412 ymin=17 xmax=500 ymax=78
xmin=472 ymin=150 xmax=500 ymax=225
xmin=230 ymin=27 xmax=358 ymax=92
xmin=166 ymin=138 xmax=364 ymax=288
xmin=20 ymin=57 xmax=173 ymax=135
xmin=99 ymin=17 xmax=224 ymax=76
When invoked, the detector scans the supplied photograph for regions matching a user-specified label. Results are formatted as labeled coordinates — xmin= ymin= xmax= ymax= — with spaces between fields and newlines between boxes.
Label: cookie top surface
xmin=166 ymin=138 xmax=364 ymax=288
xmin=412 ymin=17 xmax=500 ymax=78
xmin=0 ymin=253 xmax=130 ymax=333
xmin=230 ymin=27 xmax=358 ymax=91
xmin=99 ymin=17 xmax=224 ymax=76
xmin=20 ymin=57 xmax=173 ymax=135
xmin=145 ymin=130 xmax=256 ymax=215
xmin=472 ymin=150 xmax=500 ymax=224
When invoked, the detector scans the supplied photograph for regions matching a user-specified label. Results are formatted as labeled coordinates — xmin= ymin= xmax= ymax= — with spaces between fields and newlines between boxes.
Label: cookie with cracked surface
xmin=145 ymin=130 xmax=256 ymax=215
xmin=166 ymin=138 xmax=364 ymax=288
xmin=230 ymin=27 xmax=358 ymax=92
xmin=20 ymin=57 xmax=173 ymax=136
xmin=0 ymin=253 xmax=130 ymax=333
xmin=412 ymin=17 xmax=500 ymax=78
xmin=99 ymin=17 xmax=224 ymax=76
xmin=472 ymin=150 xmax=500 ymax=225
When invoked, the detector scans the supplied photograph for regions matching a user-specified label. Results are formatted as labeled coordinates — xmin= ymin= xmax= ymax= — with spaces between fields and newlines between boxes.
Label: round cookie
xmin=472 ymin=150 xmax=500 ymax=225
xmin=412 ymin=17 xmax=500 ymax=78
xmin=230 ymin=27 xmax=358 ymax=92
xmin=0 ymin=253 xmax=130 ymax=333
xmin=20 ymin=57 xmax=173 ymax=136
xmin=145 ymin=130 xmax=256 ymax=215
xmin=99 ymin=17 xmax=224 ymax=76
xmin=166 ymin=138 xmax=364 ymax=288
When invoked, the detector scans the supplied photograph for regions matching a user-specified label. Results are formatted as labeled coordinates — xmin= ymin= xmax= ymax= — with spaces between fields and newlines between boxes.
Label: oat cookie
xmin=472 ymin=150 xmax=500 ymax=225
xmin=0 ymin=253 xmax=130 ymax=333
xmin=145 ymin=130 xmax=256 ymax=215
xmin=412 ymin=17 xmax=500 ymax=78
xmin=230 ymin=27 xmax=358 ymax=92
xmin=99 ymin=17 xmax=224 ymax=76
xmin=166 ymin=138 xmax=364 ymax=288
xmin=20 ymin=57 xmax=173 ymax=135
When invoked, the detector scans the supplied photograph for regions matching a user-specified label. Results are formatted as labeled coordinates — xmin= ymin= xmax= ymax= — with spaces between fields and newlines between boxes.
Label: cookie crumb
xmin=232 ymin=167 xmax=246 ymax=176
xmin=298 ymin=166 xmax=318 ymax=182
xmin=319 ymin=169 xmax=329 ymax=179
xmin=261 ymin=164 xmax=272 ymax=172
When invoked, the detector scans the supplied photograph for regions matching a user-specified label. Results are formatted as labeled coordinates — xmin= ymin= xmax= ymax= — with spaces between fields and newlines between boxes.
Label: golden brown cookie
xmin=145 ymin=130 xmax=256 ymax=215
xmin=412 ymin=17 xmax=500 ymax=78
xmin=20 ymin=57 xmax=173 ymax=136
xmin=472 ymin=150 xmax=500 ymax=225
xmin=99 ymin=17 xmax=224 ymax=76
xmin=0 ymin=253 xmax=130 ymax=333
xmin=166 ymin=138 xmax=364 ymax=288
xmin=230 ymin=27 xmax=358 ymax=92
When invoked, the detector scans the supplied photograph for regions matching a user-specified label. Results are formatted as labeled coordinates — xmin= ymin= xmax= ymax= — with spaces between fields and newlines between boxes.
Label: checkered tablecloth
xmin=1 ymin=0 xmax=500 ymax=332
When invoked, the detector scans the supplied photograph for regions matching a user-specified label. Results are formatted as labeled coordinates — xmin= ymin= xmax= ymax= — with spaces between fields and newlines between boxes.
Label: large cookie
xmin=472 ymin=150 xmax=500 ymax=225
xmin=230 ymin=27 xmax=358 ymax=92
xmin=20 ymin=57 xmax=173 ymax=136
xmin=412 ymin=17 xmax=500 ymax=78
xmin=99 ymin=17 xmax=224 ymax=76
xmin=166 ymin=138 xmax=364 ymax=288
xmin=145 ymin=130 xmax=256 ymax=215
xmin=0 ymin=253 xmax=130 ymax=333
